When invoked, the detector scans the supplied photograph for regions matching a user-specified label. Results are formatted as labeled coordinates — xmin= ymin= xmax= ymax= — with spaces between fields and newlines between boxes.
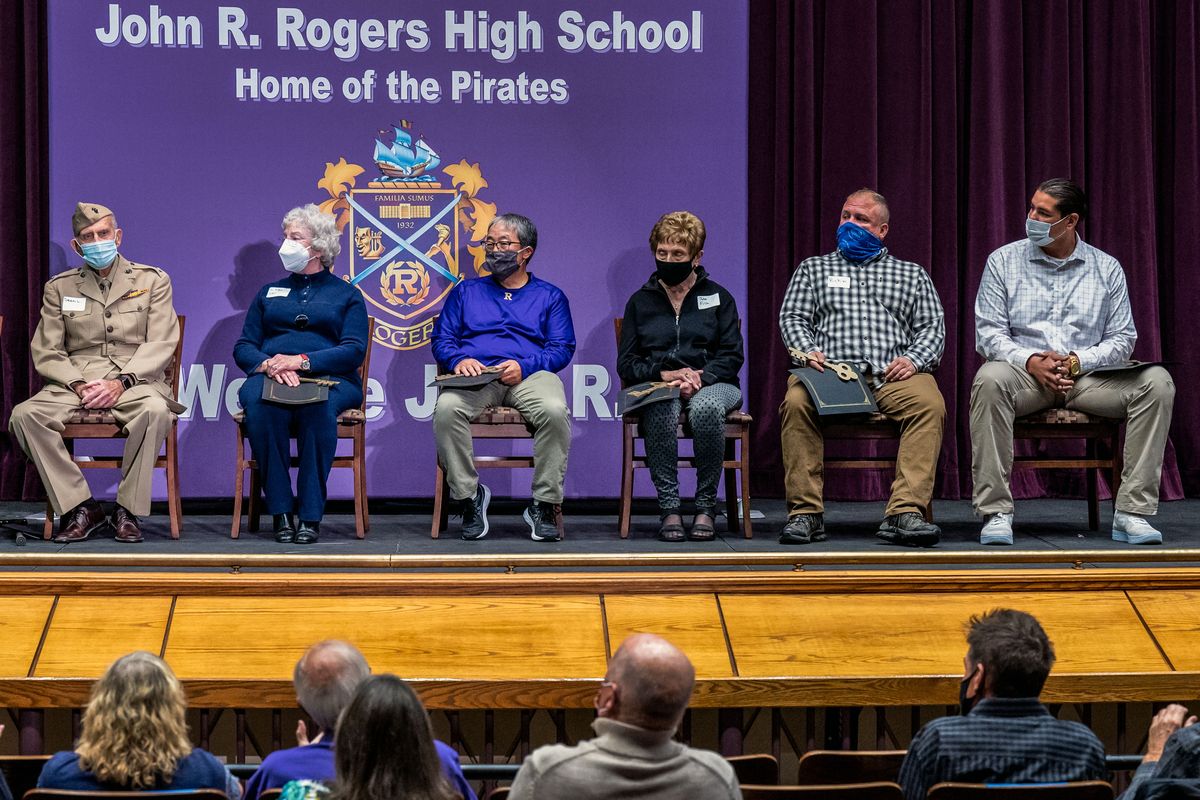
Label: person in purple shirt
xmin=431 ymin=212 xmax=576 ymax=542
xmin=243 ymin=641 xmax=475 ymax=800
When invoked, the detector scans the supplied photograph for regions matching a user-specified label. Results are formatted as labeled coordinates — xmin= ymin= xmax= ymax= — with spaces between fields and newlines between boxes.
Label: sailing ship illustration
xmin=373 ymin=121 xmax=440 ymax=181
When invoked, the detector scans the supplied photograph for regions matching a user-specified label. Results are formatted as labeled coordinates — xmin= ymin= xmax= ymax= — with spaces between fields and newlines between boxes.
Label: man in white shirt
xmin=972 ymin=178 xmax=1175 ymax=545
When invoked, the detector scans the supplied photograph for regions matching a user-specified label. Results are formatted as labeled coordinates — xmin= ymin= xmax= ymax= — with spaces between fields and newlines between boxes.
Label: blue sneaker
xmin=1112 ymin=511 xmax=1162 ymax=545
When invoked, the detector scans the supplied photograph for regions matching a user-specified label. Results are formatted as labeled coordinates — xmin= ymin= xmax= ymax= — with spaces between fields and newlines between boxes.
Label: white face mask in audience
xmin=279 ymin=239 xmax=313 ymax=273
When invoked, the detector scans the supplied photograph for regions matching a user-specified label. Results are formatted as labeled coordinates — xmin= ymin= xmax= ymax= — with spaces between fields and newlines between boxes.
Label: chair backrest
xmin=357 ymin=317 xmax=377 ymax=413
xmin=25 ymin=790 xmax=228 ymax=800
xmin=485 ymin=788 xmax=511 ymax=800
xmin=740 ymin=782 xmax=905 ymax=800
xmin=728 ymin=753 xmax=781 ymax=786
xmin=257 ymin=789 xmax=283 ymax=800
xmin=797 ymin=750 xmax=907 ymax=786
xmin=0 ymin=756 xmax=51 ymax=800
xmin=164 ymin=315 xmax=186 ymax=400
xmin=926 ymin=782 xmax=1115 ymax=800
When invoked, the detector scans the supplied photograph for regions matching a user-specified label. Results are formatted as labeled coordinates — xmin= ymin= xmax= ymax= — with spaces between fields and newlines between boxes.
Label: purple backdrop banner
xmin=47 ymin=1 xmax=748 ymax=499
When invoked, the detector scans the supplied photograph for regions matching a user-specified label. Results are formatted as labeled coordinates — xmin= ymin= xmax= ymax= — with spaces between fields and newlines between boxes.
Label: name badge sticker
xmin=697 ymin=294 xmax=720 ymax=310
xmin=61 ymin=296 xmax=86 ymax=312
xmin=827 ymin=275 xmax=852 ymax=289
xmin=266 ymin=287 xmax=291 ymax=298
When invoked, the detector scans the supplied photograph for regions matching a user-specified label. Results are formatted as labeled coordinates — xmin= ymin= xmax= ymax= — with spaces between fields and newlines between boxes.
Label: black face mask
xmin=959 ymin=665 xmax=983 ymax=715
xmin=655 ymin=257 xmax=694 ymax=287
xmin=486 ymin=249 xmax=522 ymax=280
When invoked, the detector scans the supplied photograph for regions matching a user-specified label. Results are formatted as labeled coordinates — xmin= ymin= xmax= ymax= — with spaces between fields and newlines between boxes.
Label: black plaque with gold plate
xmin=262 ymin=376 xmax=337 ymax=405
xmin=617 ymin=381 xmax=682 ymax=415
xmin=428 ymin=366 xmax=504 ymax=389
xmin=787 ymin=349 xmax=878 ymax=415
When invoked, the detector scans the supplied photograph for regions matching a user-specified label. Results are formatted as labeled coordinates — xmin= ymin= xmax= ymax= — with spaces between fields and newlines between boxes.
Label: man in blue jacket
xmin=432 ymin=213 xmax=576 ymax=542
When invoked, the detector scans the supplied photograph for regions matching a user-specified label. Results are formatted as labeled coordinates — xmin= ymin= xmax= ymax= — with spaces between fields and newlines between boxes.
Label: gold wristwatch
xmin=1066 ymin=352 xmax=1082 ymax=378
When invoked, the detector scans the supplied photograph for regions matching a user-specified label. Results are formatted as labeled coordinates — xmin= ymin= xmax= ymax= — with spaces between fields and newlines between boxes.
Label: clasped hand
xmin=661 ymin=367 xmax=703 ymax=399
xmin=1026 ymin=351 xmax=1073 ymax=394
xmin=263 ymin=354 xmax=305 ymax=387
xmin=455 ymin=358 xmax=523 ymax=385
xmin=76 ymin=379 xmax=124 ymax=409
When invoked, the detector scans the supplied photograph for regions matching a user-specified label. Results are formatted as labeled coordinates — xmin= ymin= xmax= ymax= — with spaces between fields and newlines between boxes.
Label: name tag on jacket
xmin=826 ymin=275 xmax=851 ymax=289
xmin=61 ymin=296 xmax=87 ymax=311
xmin=697 ymin=294 xmax=720 ymax=309
xmin=266 ymin=287 xmax=291 ymax=298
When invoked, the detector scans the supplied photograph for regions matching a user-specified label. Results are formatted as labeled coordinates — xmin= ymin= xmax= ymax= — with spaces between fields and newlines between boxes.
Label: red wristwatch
xmin=299 ymin=354 xmax=311 ymax=371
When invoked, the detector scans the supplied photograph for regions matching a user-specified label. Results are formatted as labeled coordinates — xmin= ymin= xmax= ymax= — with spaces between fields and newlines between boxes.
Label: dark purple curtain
xmin=747 ymin=0 xmax=1197 ymax=501
xmin=0 ymin=0 xmax=47 ymax=501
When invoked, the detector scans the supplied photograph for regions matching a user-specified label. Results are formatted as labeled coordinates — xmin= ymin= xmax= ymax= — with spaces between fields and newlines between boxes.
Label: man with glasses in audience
xmin=431 ymin=213 xmax=576 ymax=542
xmin=898 ymin=609 xmax=1105 ymax=800
xmin=9 ymin=202 xmax=183 ymax=543
xmin=510 ymin=633 xmax=741 ymax=799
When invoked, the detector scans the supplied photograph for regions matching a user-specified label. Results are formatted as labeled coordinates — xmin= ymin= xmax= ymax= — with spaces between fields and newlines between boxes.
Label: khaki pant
xmin=970 ymin=362 xmax=1175 ymax=516
xmin=9 ymin=384 xmax=173 ymax=517
xmin=433 ymin=370 xmax=571 ymax=504
xmin=780 ymin=373 xmax=945 ymax=517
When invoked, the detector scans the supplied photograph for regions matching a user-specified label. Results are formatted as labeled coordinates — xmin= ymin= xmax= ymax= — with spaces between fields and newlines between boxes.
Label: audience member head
xmin=649 ymin=211 xmax=707 ymax=262
xmin=76 ymin=651 xmax=193 ymax=789
xmin=331 ymin=674 xmax=458 ymax=800
xmin=1035 ymin=177 xmax=1088 ymax=222
xmin=294 ymin=640 xmax=372 ymax=734
xmin=961 ymin=608 xmax=1055 ymax=710
xmin=595 ymin=633 xmax=696 ymax=732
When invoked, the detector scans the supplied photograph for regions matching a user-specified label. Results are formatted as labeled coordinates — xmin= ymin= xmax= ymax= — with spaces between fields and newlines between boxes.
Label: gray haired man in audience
xmin=510 ymin=633 xmax=741 ymax=799
xmin=898 ymin=609 xmax=1106 ymax=800
xmin=243 ymin=640 xmax=474 ymax=800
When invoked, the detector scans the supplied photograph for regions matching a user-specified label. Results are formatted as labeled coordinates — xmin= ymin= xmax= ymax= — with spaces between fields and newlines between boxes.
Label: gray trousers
xmin=640 ymin=382 xmax=742 ymax=515
xmin=970 ymin=361 xmax=1175 ymax=516
xmin=434 ymin=370 xmax=571 ymax=504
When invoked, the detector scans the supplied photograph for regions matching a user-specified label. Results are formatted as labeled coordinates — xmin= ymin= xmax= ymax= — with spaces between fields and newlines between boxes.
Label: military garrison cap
xmin=71 ymin=203 xmax=115 ymax=236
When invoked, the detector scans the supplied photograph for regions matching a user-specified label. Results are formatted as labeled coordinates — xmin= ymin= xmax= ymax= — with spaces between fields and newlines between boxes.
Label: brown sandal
xmin=688 ymin=512 xmax=716 ymax=541
xmin=658 ymin=513 xmax=686 ymax=542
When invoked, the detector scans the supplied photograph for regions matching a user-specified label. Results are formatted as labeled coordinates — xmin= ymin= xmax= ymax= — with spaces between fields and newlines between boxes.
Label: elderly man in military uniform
xmin=9 ymin=203 xmax=183 ymax=543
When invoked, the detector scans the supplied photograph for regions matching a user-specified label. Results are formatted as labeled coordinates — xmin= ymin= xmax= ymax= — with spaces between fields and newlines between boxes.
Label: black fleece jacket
xmin=616 ymin=267 xmax=744 ymax=387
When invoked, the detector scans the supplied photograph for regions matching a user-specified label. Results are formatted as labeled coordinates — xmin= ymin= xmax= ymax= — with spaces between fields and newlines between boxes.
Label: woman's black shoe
xmin=273 ymin=514 xmax=296 ymax=543
xmin=296 ymin=520 xmax=320 ymax=544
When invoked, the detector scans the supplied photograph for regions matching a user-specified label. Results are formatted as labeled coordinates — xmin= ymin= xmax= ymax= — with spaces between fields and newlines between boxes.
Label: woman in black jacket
xmin=616 ymin=211 xmax=745 ymax=541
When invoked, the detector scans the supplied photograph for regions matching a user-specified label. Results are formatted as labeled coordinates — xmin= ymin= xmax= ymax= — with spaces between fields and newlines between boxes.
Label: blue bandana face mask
xmin=836 ymin=221 xmax=884 ymax=264
xmin=78 ymin=238 xmax=118 ymax=269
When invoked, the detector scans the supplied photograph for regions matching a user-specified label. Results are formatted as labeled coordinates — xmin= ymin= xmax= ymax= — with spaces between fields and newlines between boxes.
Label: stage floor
xmin=0 ymin=498 xmax=1195 ymax=558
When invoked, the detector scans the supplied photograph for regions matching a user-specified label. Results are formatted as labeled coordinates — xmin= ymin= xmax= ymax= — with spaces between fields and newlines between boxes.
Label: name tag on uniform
xmin=61 ymin=296 xmax=87 ymax=311
xmin=697 ymin=294 xmax=720 ymax=309
xmin=827 ymin=275 xmax=851 ymax=289
xmin=266 ymin=287 xmax=291 ymax=298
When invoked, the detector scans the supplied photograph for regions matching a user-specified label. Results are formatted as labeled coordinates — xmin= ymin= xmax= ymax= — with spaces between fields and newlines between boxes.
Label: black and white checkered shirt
xmin=898 ymin=698 xmax=1107 ymax=800
xmin=778 ymin=248 xmax=945 ymax=385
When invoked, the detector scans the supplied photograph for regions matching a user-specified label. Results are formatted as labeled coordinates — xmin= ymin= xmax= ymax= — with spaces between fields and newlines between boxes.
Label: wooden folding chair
xmin=927 ymin=781 xmax=1114 ymax=800
xmin=42 ymin=316 xmax=186 ymax=540
xmin=613 ymin=318 xmax=753 ymax=538
xmin=1013 ymin=408 xmax=1122 ymax=531
xmin=25 ymin=790 xmax=229 ymax=800
xmin=796 ymin=750 xmax=907 ymax=786
xmin=232 ymin=318 xmax=376 ymax=538
xmin=728 ymin=753 xmax=781 ymax=786
xmin=740 ymin=782 xmax=905 ymax=800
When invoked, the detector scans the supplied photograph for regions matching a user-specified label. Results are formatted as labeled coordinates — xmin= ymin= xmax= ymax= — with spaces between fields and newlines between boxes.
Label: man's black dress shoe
xmin=296 ymin=520 xmax=320 ymax=545
xmin=273 ymin=514 xmax=296 ymax=543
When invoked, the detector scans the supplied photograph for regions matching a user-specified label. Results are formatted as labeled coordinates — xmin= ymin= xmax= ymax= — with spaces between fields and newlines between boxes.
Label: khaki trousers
xmin=780 ymin=373 xmax=945 ymax=517
xmin=970 ymin=362 xmax=1175 ymax=516
xmin=9 ymin=384 xmax=173 ymax=517
xmin=433 ymin=370 xmax=571 ymax=504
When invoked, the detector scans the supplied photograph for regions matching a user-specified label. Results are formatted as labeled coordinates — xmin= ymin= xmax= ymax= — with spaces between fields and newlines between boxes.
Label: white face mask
xmin=279 ymin=239 xmax=313 ymax=273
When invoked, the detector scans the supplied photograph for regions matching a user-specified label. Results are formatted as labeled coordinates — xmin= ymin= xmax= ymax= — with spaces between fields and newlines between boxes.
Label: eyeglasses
xmin=482 ymin=238 xmax=523 ymax=251
xmin=294 ymin=314 xmax=309 ymax=330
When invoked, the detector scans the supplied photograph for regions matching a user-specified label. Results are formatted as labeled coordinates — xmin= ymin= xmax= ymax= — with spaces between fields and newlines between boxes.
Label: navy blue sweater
xmin=234 ymin=269 xmax=368 ymax=384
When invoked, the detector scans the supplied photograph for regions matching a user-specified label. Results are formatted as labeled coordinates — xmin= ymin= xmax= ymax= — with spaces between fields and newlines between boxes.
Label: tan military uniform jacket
xmin=32 ymin=253 xmax=184 ymax=412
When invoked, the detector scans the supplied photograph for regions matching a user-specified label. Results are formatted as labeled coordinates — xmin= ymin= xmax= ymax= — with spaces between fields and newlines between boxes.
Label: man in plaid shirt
xmin=972 ymin=178 xmax=1175 ymax=546
xmin=778 ymin=189 xmax=946 ymax=546
xmin=898 ymin=609 xmax=1106 ymax=800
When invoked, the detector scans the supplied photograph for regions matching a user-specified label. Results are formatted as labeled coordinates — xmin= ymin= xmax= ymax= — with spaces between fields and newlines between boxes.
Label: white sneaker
xmin=980 ymin=512 xmax=1014 ymax=545
xmin=1112 ymin=511 xmax=1163 ymax=545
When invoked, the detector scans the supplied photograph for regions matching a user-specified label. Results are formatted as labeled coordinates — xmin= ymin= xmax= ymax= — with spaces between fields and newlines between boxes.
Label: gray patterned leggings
xmin=639 ymin=382 xmax=742 ymax=516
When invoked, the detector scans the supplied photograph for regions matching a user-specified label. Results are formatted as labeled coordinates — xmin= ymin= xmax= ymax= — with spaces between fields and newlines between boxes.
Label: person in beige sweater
xmin=509 ymin=633 xmax=741 ymax=800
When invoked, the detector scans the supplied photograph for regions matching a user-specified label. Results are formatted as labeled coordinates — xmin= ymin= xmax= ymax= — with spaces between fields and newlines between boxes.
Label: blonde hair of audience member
xmin=76 ymin=651 xmax=193 ymax=789
xmin=597 ymin=633 xmax=696 ymax=731
xmin=649 ymin=211 xmax=707 ymax=260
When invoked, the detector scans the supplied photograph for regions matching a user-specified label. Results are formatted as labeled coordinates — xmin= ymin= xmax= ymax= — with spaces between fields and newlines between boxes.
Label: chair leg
xmin=724 ymin=435 xmax=739 ymax=535
xmin=431 ymin=462 xmax=446 ymax=538
xmin=352 ymin=429 xmax=366 ymax=539
xmin=43 ymin=501 xmax=54 ymax=541
xmin=619 ymin=422 xmax=635 ymax=539
xmin=1086 ymin=439 xmax=1100 ymax=531
xmin=166 ymin=424 xmax=181 ymax=539
xmin=248 ymin=465 xmax=262 ymax=532
xmin=738 ymin=429 xmax=753 ymax=539
xmin=1111 ymin=428 xmax=1123 ymax=517
xmin=231 ymin=426 xmax=245 ymax=539
xmin=358 ymin=430 xmax=370 ymax=535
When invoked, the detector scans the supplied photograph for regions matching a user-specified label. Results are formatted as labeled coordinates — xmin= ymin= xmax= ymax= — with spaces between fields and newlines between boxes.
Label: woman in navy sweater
xmin=234 ymin=205 xmax=368 ymax=544
xmin=616 ymin=211 xmax=744 ymax=542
